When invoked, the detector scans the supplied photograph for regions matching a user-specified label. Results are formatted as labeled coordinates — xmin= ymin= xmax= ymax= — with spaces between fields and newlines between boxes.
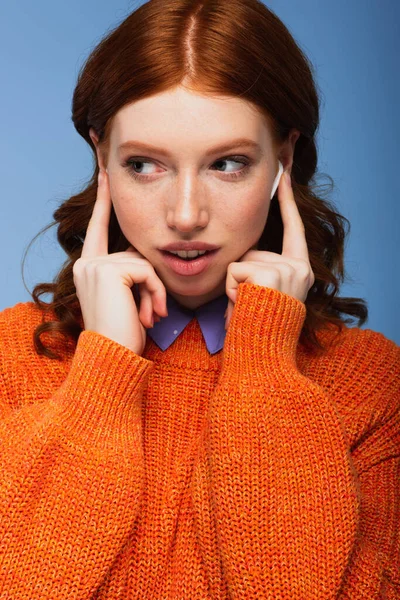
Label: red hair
xmin=23 ymin=0 xmax=368 ymax=360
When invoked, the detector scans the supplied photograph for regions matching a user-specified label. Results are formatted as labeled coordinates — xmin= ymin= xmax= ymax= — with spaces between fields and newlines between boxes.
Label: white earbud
xmin=270 ymin=160 xmax=284 ymax=200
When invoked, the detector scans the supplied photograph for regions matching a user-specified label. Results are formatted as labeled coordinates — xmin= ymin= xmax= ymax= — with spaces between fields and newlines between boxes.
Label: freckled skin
xmin=92 ymin=85 xmax=297 ymax=310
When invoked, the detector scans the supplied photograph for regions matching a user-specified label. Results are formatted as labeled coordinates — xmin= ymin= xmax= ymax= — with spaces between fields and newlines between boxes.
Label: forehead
xmin=110 ymin=86 xmax=275 ymax=150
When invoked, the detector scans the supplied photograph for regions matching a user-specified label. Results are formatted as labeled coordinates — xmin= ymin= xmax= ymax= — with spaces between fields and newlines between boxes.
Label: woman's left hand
xmin=224 ymin=170 xmax=315 ymax=330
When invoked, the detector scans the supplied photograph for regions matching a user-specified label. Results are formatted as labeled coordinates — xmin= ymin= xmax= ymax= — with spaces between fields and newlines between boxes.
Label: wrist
xmin=222 ymin=283 xmax=306 ymax=381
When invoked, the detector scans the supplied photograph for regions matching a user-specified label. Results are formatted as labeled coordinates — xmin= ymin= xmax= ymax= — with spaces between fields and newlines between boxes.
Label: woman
xmin=0 ymin=0 xmax=398 ymax=597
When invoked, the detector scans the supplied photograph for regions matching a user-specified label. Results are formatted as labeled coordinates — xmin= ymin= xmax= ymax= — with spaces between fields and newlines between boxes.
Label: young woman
xmin=0 ymin=0 xmax=398 ymax=598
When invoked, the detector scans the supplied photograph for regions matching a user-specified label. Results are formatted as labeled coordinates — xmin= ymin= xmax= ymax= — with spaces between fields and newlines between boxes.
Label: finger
xmin=93 ymin=252 xmax=169 ymax=318
xmin=88 ymin=248 xmax=146 ymax=262
xmin=81 ymin=170 xmax=111 ymax=259
xmin=137 ymin=284 xmax=154 ymax=328
xmin=225 ymin=261 xmax=284 ymax=303
xmin=278 ymin=171 xmax=310 ymax=261
xmin=131 ymin=267 xmax=168 ymax=319
xmin=224 ymin=299 xmax=234 ymax=330
xmin=225 ymin=269 xmax=240 ymax=305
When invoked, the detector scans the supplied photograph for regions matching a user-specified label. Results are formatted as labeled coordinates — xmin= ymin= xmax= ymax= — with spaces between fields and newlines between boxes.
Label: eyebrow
xmin=117 ymin=138 xmax=262 ymax=157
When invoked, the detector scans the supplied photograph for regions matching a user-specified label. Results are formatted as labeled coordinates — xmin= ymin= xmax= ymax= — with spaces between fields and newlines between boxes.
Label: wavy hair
xmin=23 ymin=0 xmax=368 ymax=360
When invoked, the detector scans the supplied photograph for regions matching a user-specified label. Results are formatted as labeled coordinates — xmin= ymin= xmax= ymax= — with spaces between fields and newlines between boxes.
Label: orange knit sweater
xmin=0 ymin=282 xmax=399 ymax=599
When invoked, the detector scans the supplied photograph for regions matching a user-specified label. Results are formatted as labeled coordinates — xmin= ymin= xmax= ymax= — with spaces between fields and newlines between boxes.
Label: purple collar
xmin=145 ymin=290 xmax=229 ymax=355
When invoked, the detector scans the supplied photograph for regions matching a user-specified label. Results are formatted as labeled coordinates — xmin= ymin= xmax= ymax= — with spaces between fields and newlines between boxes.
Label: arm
xmin=192 ymin=282 xmax=399 ymax=598
xmin=337 ymin=407 xmax=400 ymax=598
xmin=0 ymin=328 xmax=153 ymax=598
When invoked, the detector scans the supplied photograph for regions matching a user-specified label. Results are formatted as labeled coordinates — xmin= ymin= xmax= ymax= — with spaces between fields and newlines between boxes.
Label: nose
xmin=166 ymin=171 xmax=209 ymax=233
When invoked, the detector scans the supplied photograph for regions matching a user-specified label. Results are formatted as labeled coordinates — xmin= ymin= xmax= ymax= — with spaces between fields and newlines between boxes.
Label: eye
xmin=122 ymin=155 xmax=252 ymax=181
xmin=125 ymin=159 xmax=156 ymax=177
xmin=211 ymin=157 xmax=251 ymax=178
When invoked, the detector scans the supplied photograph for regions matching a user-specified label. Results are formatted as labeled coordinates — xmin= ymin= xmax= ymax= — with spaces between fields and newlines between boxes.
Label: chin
xmin=167 ymin=276 xmax=226 ymax=297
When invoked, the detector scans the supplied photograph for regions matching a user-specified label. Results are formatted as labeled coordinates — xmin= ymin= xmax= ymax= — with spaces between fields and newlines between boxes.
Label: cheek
xmin=110 ymin=186 xmax=154 ymax=235
xmin=222 ymin=190 xmax=270 ymax=234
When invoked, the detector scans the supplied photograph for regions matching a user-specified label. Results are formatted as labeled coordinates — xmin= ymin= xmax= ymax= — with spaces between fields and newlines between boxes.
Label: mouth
xmin=159 ymin=249 xmax=219 ymax=276
xmin=161 ymin=250 xmax=214 ymax=260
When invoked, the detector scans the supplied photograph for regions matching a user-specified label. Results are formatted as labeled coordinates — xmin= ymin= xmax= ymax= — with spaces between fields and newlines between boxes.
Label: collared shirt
xmin=145 ymin=290 xmax=229 ymax=355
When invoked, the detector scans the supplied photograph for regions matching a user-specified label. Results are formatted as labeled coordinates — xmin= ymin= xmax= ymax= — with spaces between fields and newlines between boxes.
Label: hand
xmin=73 ymin=170 xmax=168 ymax=354
xmin=224 ymin=170 xmax=315 ymax=330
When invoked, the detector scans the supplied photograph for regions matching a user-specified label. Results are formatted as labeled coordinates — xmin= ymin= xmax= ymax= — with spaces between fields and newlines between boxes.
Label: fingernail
xmin=285 ymin=171 xmax=292 ymax=187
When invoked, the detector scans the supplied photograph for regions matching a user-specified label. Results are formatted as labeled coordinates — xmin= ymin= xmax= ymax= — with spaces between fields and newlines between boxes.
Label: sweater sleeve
xmin=0 ymin=326 xmax=153 ymax=598
xmin=337 ymin=407 xmax=400 ymax=598
xmin=191 ymin=282 xmax=400 ymax=599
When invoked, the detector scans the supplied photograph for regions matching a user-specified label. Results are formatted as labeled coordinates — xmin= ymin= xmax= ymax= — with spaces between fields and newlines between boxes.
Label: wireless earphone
xmin=270 ymin=160 xmax=284 ymax=200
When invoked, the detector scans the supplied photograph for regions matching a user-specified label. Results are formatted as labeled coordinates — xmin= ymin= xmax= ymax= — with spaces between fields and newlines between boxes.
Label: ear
xmin=89 ymin=127 xmax=107 ymax=172
xmin=278 ymin=128 xmax=300 ymax=174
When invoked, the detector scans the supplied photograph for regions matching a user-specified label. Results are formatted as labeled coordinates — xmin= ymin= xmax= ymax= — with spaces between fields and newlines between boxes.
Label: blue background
xmin=0 ymin=1 xmax=398 ymax=344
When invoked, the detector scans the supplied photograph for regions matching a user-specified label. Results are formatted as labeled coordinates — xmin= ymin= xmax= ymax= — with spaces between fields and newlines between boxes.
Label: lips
xmin=159 ymin=248 xmax=219 ymax=275
xmin=160 ymin=242 xmax=220 ymax=252
xmin=165 ymin=250 xmax=209 ymax=259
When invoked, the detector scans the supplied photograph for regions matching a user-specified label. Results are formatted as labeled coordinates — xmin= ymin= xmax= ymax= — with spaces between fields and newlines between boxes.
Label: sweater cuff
xmin=222 ymin=282 xmax=306 ymax=381
xmin=51 ymin=330 xmax=154 ymax=454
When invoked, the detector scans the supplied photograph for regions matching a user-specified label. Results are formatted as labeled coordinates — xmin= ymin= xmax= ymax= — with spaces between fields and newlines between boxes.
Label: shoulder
xmin=0 ymin=300 xmax=56 ymax=351
xmin=322 ymin=323 xmax=398 ymax=372
xmin=0 ymin=300 xmax=41 ymax=355
xmin=300 ymin=323 xmax=399 ymax=422
xmin=0 ymin=301 xmax=47 ymax=357
xmin=0 ymin=301 xmax=73 ymax=411
xmin=303 ymin=321 xmax=399 ymax=374
xmin=0 ymin=300 xmax=73 ymax=368
xmin=318 ymin=322 xmax=398 ymax=360
xmin=0 ymin=300 xmax=45 ymax=331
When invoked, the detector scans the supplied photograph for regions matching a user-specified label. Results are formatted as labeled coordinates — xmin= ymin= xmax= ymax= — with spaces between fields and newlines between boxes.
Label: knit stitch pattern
xmin=0 ymin=282 xmax=398 ymax=599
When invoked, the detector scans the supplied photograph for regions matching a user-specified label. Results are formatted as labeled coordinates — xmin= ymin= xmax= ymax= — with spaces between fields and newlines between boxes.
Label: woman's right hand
xmin=73 ymin=170 xmax=168 ymax=355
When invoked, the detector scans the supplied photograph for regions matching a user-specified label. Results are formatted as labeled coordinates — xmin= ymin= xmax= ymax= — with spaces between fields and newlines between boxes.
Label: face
xmin=92 ymin=85 xmax=297 ymax=310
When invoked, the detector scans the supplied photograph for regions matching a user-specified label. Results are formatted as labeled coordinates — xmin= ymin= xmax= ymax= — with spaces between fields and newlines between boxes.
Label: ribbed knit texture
xmin=0 ymin=282 xmax=399 ymax=599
